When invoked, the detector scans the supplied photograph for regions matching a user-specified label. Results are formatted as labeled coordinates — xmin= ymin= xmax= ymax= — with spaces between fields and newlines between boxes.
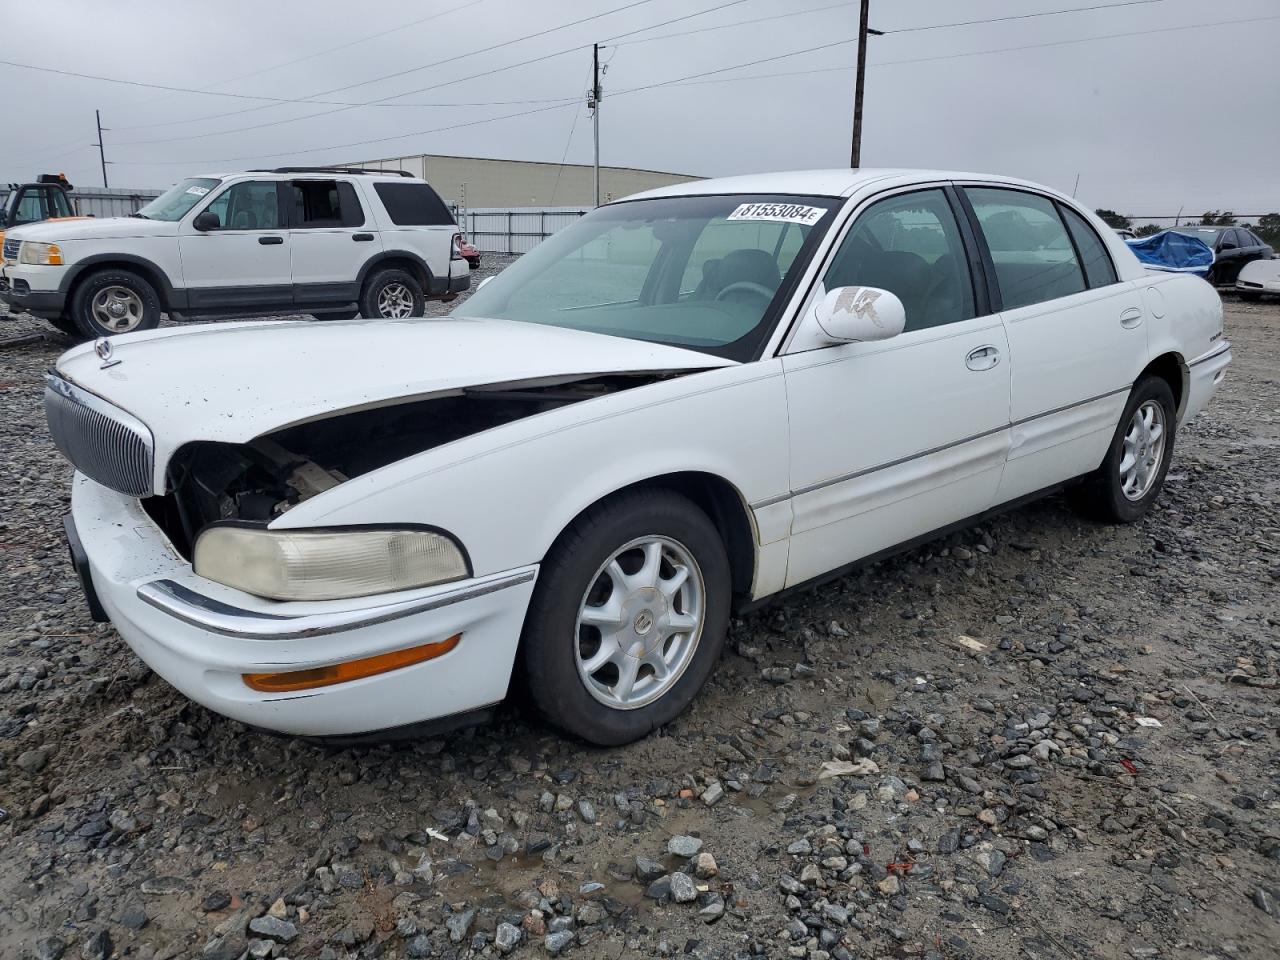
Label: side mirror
xmin=476 ymin=276 xmax=494 ymax=291
xmin=192 ymin=211 xmax=220 ymax=232
xmin=814 ymin=286 xmax=906 ymax=343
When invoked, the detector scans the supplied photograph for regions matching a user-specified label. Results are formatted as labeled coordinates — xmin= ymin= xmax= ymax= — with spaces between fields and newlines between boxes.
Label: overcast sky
xmin=2 ymin=0 xmax=1277 ymax=219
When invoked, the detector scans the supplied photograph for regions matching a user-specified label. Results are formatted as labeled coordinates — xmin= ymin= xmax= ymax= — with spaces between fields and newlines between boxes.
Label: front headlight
xmin=19 ymin=242 xmax=63 ymax=265
xmin=193 ymin=526 xmax=470 ymax=601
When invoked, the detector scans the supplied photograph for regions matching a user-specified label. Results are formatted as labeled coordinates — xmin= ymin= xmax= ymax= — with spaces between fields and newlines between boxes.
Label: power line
xmin=881 ymin=0 xmax=1165 ymax=34
xmin=107 ymin=0 xmax=763 ymax=153
xmin=114 ymin=0 xmax=478 ymax=128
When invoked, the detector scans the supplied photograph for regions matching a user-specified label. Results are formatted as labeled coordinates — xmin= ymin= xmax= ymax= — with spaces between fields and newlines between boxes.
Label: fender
xmin=356 ymin=249 xmax=436 ymax=291
xmin=58 ymin=253 xmax=187 ymax=310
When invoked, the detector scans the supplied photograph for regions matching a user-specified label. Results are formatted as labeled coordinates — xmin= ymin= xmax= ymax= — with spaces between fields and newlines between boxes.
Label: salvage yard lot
xmin=1 ymin=281 xmax=1277 ymax=960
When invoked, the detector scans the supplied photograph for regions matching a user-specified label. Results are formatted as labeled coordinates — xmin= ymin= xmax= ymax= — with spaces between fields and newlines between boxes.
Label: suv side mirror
xmin=814 ymin=286 xmax=906 ymax=343
xmin=192 ymin=211 xmax=220 ymax=232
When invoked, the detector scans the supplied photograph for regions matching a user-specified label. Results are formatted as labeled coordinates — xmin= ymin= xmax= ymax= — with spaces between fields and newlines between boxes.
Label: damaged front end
xmin=142 ymin=372 xmax=685 ymax=557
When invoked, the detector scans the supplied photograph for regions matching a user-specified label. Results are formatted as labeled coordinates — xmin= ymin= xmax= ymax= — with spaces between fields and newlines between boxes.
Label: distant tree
xmin=1252 ymin=212 xmax=1280 ymax=247
xmin=1134 ymin=223 xmax=1162 ymax=237
xmin=1095 ymin=208 xmax=1132 ymax=230
xmin=1198 ymin=210 xmax=1237 ymax=226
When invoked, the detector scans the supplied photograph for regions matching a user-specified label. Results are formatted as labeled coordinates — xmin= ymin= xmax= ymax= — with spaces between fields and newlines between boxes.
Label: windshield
xmin=453 ymin=194 xmax=840 ymax=360
xmin=135 ymin=178 xmax=221 ymax=221
xmin=1173 ymin=227 xmax=1222 ymax=243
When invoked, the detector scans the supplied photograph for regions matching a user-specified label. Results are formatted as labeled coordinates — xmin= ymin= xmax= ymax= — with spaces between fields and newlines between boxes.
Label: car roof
xmin=623 ymin=168 xmax=1071 ymax=202
xmin=193 ymin=171 xmax=423 ymax=182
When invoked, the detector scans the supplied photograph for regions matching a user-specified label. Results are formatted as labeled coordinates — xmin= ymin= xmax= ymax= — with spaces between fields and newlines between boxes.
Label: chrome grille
xmin=44 ymin=374 xmax=154 ymax=496
xmin=2 ymin=237 xmax=19 ymax=262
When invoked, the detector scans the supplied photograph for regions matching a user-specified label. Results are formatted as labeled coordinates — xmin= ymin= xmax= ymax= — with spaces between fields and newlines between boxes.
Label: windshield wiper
xmin=130 ymin=212 xmax=151 ymax=219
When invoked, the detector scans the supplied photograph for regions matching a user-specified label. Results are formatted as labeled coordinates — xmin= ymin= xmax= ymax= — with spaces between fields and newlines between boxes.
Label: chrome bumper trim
xmin=1188 ymin=340 xmax=1231 ymax=367
xmin=136 ymin=568 xmax=537 ymax=640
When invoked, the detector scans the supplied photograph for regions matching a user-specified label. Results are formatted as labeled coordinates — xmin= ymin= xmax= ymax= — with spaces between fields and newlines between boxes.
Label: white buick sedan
xmin=46 ymin=169 xmax=1230 ymax=744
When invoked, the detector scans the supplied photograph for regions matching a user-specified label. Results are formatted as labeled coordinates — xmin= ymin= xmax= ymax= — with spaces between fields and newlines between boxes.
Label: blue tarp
xmin=1124 ymin=230 xmax=1215 ymax=277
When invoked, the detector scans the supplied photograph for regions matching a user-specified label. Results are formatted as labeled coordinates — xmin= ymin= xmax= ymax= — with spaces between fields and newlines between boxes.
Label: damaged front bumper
xmin=71 ymin=472 xmax=538 ymax=736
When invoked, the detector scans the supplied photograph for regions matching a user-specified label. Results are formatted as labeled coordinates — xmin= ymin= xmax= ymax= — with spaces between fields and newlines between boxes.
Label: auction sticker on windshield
xmin=726 ymin=202 xmax=825 ymax=225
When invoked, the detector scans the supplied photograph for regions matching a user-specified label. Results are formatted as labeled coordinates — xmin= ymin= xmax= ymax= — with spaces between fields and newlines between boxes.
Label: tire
xmin=520 ymin=490 xmax=731 ymax=746
xmin=70 ymin=268 xmax=161 ymax=339
xmin=1070 ymin=376 xmax=1177 ymax=523
xmin=359 ymin=269 xmax=424 ymax=319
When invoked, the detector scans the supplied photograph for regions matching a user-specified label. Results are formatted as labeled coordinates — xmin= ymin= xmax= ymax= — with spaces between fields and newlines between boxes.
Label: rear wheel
xmin=521 ymin=490 xmax=731 ymax=746
xmin=70 ymin=269 xmax=161 ymax=338
xmin=360 ymin=269 xmax=424 ymax=319
xmin=1070 ymin=376 xmax=1176 ymax=523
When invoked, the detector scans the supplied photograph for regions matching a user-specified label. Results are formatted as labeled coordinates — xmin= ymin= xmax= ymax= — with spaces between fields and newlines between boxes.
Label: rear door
xmin=287 ymin=179 xmax=373 ymax=307
xmin=960 ymin=185 xmax=1143 ymax=502
xmin=178 ymin=179 xmax=292 ymax=311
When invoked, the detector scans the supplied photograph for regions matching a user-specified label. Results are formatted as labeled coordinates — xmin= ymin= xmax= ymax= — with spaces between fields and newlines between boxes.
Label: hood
xmin=55 ymin=316 xmax=734 ymax=491
xmin=10 ymin=216 xmax=179 ymax=243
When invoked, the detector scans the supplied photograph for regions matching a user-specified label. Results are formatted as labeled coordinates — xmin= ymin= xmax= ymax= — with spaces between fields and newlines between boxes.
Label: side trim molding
xmin=137 ymin=567 xmax=537 ymax=640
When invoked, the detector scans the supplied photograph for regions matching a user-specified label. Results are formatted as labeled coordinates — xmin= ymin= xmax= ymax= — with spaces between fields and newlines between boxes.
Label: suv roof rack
xmin=248 ymin=166 xmax=415 ymax=178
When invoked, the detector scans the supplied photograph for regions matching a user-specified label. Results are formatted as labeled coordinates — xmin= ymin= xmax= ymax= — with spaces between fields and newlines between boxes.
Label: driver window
xmin=13 ymin=190 xmax=46 ymax=225
xmin=823 ymin=188 xmax=976 ymax=331
xmin=203 ymin=181 xmax=280 ymax=231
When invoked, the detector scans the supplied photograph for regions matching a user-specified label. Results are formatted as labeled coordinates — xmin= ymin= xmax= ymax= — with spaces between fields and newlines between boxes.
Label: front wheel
xmin=1070 ymin=376 xmax=1176 ymax=523
xmin=70 ymin=269 xmax=162 ymax=338
xmin=520 ymin=490 xmax=731 ymax=746
xmin=359 ymin=269 xmax=424 ymax=319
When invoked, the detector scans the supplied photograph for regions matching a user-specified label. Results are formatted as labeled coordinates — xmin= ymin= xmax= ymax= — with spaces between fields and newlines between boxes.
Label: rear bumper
xmin=1182 ymin=341 xmax=1231 ymax=424
xmin=71 ymin=473 xmax=538 ymax=736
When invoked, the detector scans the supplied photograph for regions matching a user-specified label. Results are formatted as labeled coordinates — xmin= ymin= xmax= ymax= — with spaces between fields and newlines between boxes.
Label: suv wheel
xmin=521 ymin=490 xmax=731 ymax=746
xmin=361 ymin=269 xmax=425 ymax=319
xmin=71 ymin=269 xmax=161 ymax=338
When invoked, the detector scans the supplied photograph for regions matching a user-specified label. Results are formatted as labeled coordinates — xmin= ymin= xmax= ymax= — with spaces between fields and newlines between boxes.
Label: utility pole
xmin=590 ymin=43 xmax=602 ymax=207
xmin=94 ymin=109 xmax=109 ymax=188
xmin=849 ymin=1 xmax=883 ymax=168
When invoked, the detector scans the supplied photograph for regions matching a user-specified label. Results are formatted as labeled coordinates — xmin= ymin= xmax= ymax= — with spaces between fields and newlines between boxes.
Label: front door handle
xmin=965 ymin=344 xmax=1000 ymax=372
xmin=258 ymin=236 xmax=284 ymax=245
xmin=1120 ymin=306 xmax=1143 ymax=328
xmin=352 ymin=233 xmax=375 ymax=242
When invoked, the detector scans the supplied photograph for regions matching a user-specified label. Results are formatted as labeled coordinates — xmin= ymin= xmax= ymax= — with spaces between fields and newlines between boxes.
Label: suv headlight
xmin=193 ymin=526 xmax=470 ymax=601
xmin=19 ymin=242 xmax=63 ymax=265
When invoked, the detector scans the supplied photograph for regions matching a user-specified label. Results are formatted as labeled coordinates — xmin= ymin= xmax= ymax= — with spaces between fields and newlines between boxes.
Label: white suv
xmin=0 ymin=167 xmax=469 ymax=337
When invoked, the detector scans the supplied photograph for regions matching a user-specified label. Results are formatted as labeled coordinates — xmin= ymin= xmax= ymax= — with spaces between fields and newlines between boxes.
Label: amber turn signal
xmin=243 ymin=634 xmax=461 ymax=693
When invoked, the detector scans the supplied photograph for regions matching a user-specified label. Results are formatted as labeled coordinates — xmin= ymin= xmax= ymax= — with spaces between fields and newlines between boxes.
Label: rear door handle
xmin=258 ymin=236 xmax=284 ymax=245
xmin=1120 ymin=307 xmax=1143 ymax=328
xmin=352 ymin=233 xmax=375 ymax=242
xmin=965 ymin=344 xmax=1000 ymax=371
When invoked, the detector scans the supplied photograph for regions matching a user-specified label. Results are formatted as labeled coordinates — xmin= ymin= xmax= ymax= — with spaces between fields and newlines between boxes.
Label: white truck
xmin=0 ymin=167 xmax=469 ymax=337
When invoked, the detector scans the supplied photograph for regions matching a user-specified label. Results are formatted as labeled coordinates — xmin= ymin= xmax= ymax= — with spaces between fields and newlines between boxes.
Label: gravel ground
xmin=1 ymin=274 xmax=1277 ymax=960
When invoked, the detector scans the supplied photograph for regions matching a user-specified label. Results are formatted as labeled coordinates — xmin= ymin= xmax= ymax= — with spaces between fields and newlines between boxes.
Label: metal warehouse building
xmin=346 ymin=153 xmax=700 ymax=209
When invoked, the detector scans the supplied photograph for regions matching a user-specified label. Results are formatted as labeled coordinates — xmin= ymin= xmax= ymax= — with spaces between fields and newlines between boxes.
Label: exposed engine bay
xmin=141 ymin=372 xmax=685 ymax=557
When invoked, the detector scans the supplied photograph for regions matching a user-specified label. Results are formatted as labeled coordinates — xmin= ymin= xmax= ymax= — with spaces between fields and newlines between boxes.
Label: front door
xmin=959 ymin=186 xmax=1146 ymax=503
xmin=782 ymin=187 xmax=1011 ymax=587
xmin=178 ymin=179 xmax=292 ymax=312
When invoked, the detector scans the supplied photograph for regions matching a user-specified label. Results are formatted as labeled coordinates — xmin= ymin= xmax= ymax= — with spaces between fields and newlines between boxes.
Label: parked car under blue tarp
xmin=1125 ymin=230 xmax=1215 ymax=278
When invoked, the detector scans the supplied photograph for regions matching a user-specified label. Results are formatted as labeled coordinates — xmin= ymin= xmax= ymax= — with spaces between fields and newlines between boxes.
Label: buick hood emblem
xmin=94 ymin=337 xmax=121 ymax=370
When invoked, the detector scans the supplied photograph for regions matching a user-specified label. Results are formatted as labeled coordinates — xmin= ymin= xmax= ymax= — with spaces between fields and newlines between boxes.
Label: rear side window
xmin=1059 ymin=206 xmax=1118 ymax=289
xmin=292 ymin=180 xmax=340 ymax=227
xmin=965 ymin=187 xmax=1086 ymax=310
xmin=374 ymin=182 xmax=455 ymax=226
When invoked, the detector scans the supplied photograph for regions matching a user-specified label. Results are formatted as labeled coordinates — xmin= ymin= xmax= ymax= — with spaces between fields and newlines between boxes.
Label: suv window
xmin=292 ymin=180 xmax=343 ymax=227
xmin=1059 ymin=206 xmax=1118 ymax=289
xmin=823 ymin=188 xmax=975 ymax=332
xmin=204 ymin=181 xmax=281 ymax=230
xmin=965 ymin=187 xmax=1085 ymax=310
xmin=373 ymin=182 xmax=455 ymax=226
